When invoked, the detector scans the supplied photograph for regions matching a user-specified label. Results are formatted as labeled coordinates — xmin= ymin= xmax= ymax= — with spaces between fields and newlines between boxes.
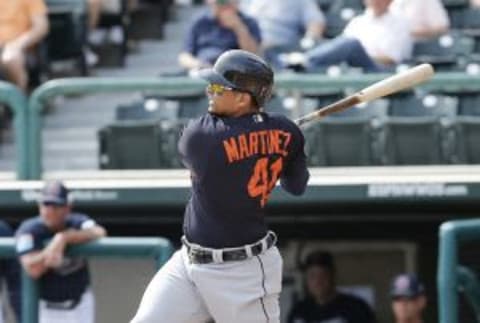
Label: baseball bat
xmin=294 ymin=63 xmax=435 ymax=126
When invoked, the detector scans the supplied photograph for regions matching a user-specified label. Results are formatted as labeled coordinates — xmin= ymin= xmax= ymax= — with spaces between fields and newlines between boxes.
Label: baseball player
xmin=15 ymin=180 xmax=107 ymax=323
xmin=130 ymin=49 xmax=310 ymax=323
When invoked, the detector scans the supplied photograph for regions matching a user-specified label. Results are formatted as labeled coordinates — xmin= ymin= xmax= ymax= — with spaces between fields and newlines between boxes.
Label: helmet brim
xmin=198 ymin=68 xmax=237 ymax=89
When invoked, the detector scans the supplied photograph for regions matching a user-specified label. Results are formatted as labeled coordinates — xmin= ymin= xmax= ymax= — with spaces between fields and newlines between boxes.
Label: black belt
xmin=182 ymin=231 xmax=277 ymax=264
xmin=45 ymin=296 xmax=81 ymax=310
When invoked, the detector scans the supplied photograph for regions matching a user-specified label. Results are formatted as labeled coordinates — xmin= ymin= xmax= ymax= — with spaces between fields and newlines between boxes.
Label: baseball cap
xmin=390 ymin=273 xmax=425 ymax=299
xmin=39 ymin=181 xmax=69 ymax=206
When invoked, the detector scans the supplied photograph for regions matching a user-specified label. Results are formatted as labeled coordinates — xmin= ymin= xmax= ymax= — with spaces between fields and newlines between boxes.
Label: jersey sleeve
xmin=178 ymin=116 xmax=213 ymax=177
xmin=69 ymin=213 xmax=98 ymax=230
xmin=280 ymin=121 xmax=310 ymax=195
xmin=15 ymin=222 xmax=42 ymax=256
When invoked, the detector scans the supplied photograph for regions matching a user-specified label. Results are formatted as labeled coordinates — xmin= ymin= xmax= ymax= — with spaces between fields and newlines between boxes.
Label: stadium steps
xmin=0 ymin=2 xmax=204 ymax=174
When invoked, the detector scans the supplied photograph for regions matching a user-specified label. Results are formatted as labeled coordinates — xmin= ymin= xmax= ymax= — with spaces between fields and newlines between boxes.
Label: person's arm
xmin=280 ymin=124 xmax=310 ymax=195
xmin=20 ymin=224 xmax=106 ymax=279
xmin=217 ymin=10 xmax=259 ymax=53
xmin=178 ymin=51 xmax=211 ymax=70
xmin=8 ymin=13 xmax=49 ymax=51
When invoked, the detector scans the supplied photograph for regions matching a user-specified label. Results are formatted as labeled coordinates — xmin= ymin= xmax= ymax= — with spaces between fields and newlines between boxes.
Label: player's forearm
xmin=20 ymin=252 xmax=50 ymax=279
xmin=233 ymin=25 xmax=259 ymax=53
xmin=61 ymin=227 xmax=107 ymax=245
xmin=15 ymin=15 xmax=49 ymax=49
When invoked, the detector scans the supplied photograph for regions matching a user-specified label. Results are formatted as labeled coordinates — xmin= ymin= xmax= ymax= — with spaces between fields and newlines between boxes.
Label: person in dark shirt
xmin=0 ymin=220 xmax=21 ymax=323
xmin=288 ymin=250 xmax=377 ymax=323
xmin=130 ymin=50 xmax=309 ymax=323
xmin=15 ymin=180 xmax=106 ymax=323
xmin=178 ymin=0 xmax=261 ymax=75
xmin=390 ymin=273 xmax=427 ymax=323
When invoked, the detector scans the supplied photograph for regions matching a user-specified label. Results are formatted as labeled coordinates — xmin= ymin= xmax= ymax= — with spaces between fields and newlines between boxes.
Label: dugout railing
xmin=438 ymin=219 xmax=480 ymax=323
xmin=26 ymin=72 xmax=480 ymax=179
xmin=0 ymin=237 xmax=173 ymax=323
xmin=0 ymin=81 xmax=29 ymax=179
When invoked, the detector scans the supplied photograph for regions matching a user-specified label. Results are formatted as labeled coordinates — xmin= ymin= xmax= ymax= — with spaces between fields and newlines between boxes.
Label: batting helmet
xmin=199 ymin=50 xmax=274 ymax=107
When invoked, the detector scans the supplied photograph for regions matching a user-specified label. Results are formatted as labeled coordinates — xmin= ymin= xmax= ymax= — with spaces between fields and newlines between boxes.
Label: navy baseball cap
xmin=302 ymin=250 xmax=335 ymax=272
xmin=390 ymin=274 xmax=425 ymax=299
xmin=39 ymin=181 xmax=69 ymax=206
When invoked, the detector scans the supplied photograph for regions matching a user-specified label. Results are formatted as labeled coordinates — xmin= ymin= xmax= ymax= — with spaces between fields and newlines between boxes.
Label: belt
xmin=45 ymin=296 xmax=81 ymax=310
xmin=182 ymin=231 xmax=277 ymax=264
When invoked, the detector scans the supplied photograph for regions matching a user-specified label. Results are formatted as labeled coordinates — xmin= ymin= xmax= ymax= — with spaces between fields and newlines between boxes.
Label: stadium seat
xmin=115 ymin=97 xmax=179 ymax=121
xmin=453 ymin=116 xmax=480 ymax=164
xmin=45 ymin=0 xmax=89 ymax=75
xmin=303 ymin=117 xmax=377 ymax=166
xmin=412 ymin=33 xmax=475 ymax=71
xmin=384 ymin=116 xmax=445 ymax=165
xmin=96 ymin=0 xmax=130 ymax=67
xmin=450 ymin=8 xmax=480 ymax=35
xmin=324 ymin=8 xmax=360 ymax=39
xmin=456 ymin=91 xmax=480 ymax=116
xmin=98 ymin=120 xmax=165 ymax=169
xmin=159 ymin=119 xmax=188 ymax=168
xmin=329 ymin=0 xmax=364 ymax=12
xmin=441 ymin=0 xmax=468 ymax=8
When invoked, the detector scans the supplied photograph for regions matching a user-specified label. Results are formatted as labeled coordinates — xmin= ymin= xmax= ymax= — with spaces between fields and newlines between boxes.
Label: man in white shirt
xmin=281 ymin=0 xmax=413 ymax=72
xmin=391 ymin=0 xmax=450 ymax=40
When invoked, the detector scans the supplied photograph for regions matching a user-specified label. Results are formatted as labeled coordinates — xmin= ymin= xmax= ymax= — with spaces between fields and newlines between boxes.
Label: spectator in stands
xmin=281 ymin=0 xmax=412 ymax=73
xmin=391 ymin=0 xmax=450 ymax=40
xmin=287 ymin=250 xmax=377 ymax=323
xmin=15 ymin=180 xmax=107 ymax=323
xmin=390 ymin=273 xmax=427 ymax=323
xmin=0 ymin=220 xmax=21 ymax=323
xmin=471 ymin=0 xmax=480 ymax=7
xmin=178 ymin=0 xmax=261 ymax=75
xmin=243 ymin=0 xmax=326 ymax=69
xmin=0 ymin=0 xmax=49 ymax=91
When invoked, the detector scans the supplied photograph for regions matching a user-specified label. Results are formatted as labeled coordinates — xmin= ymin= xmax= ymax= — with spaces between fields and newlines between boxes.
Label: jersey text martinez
xmin=222 ymin=129 xmax=292 ymax=163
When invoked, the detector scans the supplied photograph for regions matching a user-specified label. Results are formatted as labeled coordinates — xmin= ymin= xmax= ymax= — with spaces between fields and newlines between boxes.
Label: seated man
xmin=0 ymin=0 xmax=49 ymax=91
xmin=288 ymin=250 xmax=377 ymax=323
xmin=178 ymin=0 xmax=261 ymax=75
xmin=282 ymin=0 xmax=412 ymax=73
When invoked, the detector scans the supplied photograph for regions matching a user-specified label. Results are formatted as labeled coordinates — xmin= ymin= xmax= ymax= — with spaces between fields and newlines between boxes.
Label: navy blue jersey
xmin=178 ymin=112 xmax=309 ymax=248
xmin=15 ymin=213 xmax=94 ymax=302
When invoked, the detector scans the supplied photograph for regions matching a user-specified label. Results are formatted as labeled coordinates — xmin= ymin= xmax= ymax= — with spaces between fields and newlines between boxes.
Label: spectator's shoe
xmin=109 ymin=26 xmax=124 ymax=45
xmin=278 ymin=52 xmax=307 ymax=72
xmin=84 ymin=48 xmax=99 ymax=67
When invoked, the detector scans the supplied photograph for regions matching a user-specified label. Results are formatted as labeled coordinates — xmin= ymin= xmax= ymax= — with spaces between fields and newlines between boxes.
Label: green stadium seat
xmin=98 ymin=120 xmax=165 ymax=169
xmin=45 ymin=0 xmax=89 ymax=75
xmin=384 ymin=116 xmax=445 ymax=165
xmin=412 ymin=33 xmax=475 ymax=71
xmin=454 ymin=116 xmax=480 ymax=164
xmin=159 ymin=119 xmax=188 ymax=168
xmin=324 ymin=8 xmax=360 ymax=39
xmin=304 ymin=117 xmax=377 ymax=166
xmin=441 ymin=0 xmax=468 ymax=8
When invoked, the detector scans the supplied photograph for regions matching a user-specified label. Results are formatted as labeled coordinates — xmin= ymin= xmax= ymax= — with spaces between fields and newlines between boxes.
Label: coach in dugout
xmin=177 ymin=0 xmax=261 ymax=76
xmin=15 ymin=180 xmax=106 ymax=323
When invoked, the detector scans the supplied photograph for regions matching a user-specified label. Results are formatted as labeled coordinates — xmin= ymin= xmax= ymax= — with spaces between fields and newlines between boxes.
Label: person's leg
xmin=305 ymin=37 xmax=383 ymax=73
xmin=0 ymin=50 xmax=28 ymax=91
xmin=130 ymin=248 xmax=211 ymax=323
xmin=194 ymin=247 xmax=283 ymax=323
xmin=87 ymin=0 xmax=102 ymax=31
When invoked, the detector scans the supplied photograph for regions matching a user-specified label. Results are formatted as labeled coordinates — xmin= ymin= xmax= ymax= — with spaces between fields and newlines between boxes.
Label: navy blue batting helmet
xmin=199 ymin=50 xmax=274 ymax=107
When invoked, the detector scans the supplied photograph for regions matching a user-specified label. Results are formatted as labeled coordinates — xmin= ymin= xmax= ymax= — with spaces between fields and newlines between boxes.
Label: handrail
xmin=438 ymin=219 xmax=480 ymax=323
xmin=27 ymin=72 xmax=480 ymax=179
xmin=0 ymin=237 xmax=173 ymax=323
xmin=0 ymin=81 xmax=29 ymax=179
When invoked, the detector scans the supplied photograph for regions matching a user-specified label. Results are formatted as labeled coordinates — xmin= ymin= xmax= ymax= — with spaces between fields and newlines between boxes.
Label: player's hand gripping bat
xmin=294 ymin=64 xmax=435 ymax=126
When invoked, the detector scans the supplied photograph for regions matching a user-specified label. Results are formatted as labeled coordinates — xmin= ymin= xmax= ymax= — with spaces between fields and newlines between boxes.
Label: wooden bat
xmin=294 ymin=64 xmax=435 ymax=126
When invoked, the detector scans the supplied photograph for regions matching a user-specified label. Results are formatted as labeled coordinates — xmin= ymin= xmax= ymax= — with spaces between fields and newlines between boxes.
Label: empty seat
xmin=324 ymin=8 xmax=360 ymax=38
xmin=97 ymin=0 xmax=129 ymax=66
xmin=98 ymin=120 xmax=165 ymax=169
xmin=456 ymin=92 xmax=480 ymax=116
xmin=116 ymin=98 xmax=179 ymax=121
xmin=453 ymin=116 xmax=480 ymax=164
xmin=159 ymin=119 xmax=188 ymax=168
xmin=304 ymin=117 xmax=377 ymax=166
xmin=45 ymin=0 xmax=89 ymax=75
xmin=450 ymin=8 xmax=480 ymax=35
xmin=412 ymin=33 xmax=475 ymax=71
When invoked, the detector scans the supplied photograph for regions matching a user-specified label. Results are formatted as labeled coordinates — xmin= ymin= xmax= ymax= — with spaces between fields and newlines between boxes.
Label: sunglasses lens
xmin=207 ymin=84 xmax=228 ymax=95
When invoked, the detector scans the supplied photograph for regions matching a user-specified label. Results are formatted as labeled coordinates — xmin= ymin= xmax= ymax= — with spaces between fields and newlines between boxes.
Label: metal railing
xmin=438 ymin=219 xmax=480 ymax=323
xmin=0 ymin=237 xmax=173 ymax=323
xmin=26 ymin=73 xmax=480 ymax=179
xmin=0 ymin=81 xmax=29 ymax=179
